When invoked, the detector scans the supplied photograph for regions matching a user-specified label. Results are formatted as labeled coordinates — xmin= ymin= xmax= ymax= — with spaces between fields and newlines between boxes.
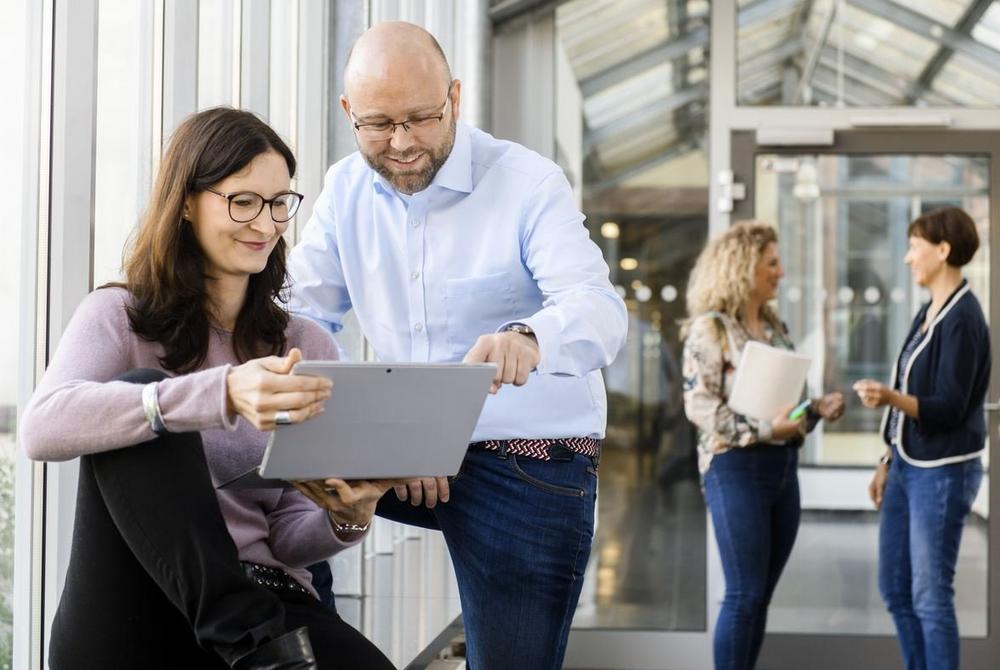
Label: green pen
xmin=788 ymin=400 xmax=811 ymax=421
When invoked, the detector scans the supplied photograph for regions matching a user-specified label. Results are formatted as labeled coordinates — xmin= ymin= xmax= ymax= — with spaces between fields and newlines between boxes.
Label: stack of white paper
xmin=728 ymin=341 xmax=811 ymax=420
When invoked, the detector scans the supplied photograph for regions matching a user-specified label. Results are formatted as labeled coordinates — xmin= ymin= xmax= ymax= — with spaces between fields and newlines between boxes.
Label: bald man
xmin=289 ymin=22 xmax=627 ymax=669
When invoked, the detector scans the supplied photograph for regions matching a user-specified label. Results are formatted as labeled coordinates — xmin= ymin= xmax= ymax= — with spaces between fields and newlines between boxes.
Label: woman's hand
xmin=869 ymin=459 xmax=890 ymax=510
xmin=816 ymin=392 xmax=845 ymax=421
xmin=293 ymin=478 xmax=400 ymax=532
xmin=853 ymin=379 xmax=894 ymax=409
xmin=226 ymin=347 xmax=332 ymax=431
xmin=771 ymin=402 xmax=806 ymax=441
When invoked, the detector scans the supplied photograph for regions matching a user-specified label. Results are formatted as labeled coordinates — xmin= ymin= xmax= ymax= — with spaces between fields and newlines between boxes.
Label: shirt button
xmin=410 ymin=270 xmax=420 ymax=280
xmin=411 ymin=219 xmax=422 ymax=228
xmin=414 ymin=322 xmax=424 ymax=332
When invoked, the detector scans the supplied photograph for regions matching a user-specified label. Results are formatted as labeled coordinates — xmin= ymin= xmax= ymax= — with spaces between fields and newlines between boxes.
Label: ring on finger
xmin=275 ymin=410 xmax=292 ymax=425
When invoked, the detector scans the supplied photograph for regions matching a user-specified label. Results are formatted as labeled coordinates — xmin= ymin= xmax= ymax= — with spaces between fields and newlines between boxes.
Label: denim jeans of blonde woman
xmin=703 ymin=444 xmax=801 ymax=670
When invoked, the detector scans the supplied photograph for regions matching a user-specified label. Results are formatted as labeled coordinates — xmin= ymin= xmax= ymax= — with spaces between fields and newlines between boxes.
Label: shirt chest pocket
xmin=444 ymin=272 xmax=517 ymax=358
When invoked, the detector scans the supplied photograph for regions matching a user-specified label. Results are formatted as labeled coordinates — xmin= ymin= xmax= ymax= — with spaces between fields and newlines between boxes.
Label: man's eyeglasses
xmin=351 ymin=84 xmax=453 ymax=141
xmin=204 ymin=188 xmax=304 ymax=224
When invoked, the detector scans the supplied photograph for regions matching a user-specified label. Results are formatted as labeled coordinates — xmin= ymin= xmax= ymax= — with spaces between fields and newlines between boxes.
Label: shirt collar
xmin=371 ymin=122 xmax=473 ymax=196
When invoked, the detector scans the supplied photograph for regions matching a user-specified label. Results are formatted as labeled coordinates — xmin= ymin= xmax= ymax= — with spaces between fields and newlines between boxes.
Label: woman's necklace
xmin=738 ymin=315 xmax=767 ymax=342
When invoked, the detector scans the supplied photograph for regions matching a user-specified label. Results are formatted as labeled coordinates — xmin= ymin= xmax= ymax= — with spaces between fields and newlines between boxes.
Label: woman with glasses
xmin=854 ymin=207 xmax=989 ymax=670
xmin=20 ymin=108 xmax=395 ymax=670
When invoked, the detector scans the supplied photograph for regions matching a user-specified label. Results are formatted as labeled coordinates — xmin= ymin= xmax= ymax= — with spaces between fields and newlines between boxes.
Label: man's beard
xmin=362 ymin=116 xmax=456 ymax=195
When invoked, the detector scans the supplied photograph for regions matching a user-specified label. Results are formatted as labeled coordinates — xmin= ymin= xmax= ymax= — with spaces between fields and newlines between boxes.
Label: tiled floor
xmin=770 ymin=510 xmax=988 ymax=636
xmin=341 ymin=445 xmax=989 ymax=668
xmin=572 ymin=445 xmax=707 ymax=630
xmin=571 ymin=446 xmax=989 ymax=637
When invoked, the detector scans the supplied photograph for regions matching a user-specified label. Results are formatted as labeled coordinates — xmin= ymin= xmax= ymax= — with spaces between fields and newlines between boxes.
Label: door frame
xmin=732 ymin=129 xmax=1000 ymax=668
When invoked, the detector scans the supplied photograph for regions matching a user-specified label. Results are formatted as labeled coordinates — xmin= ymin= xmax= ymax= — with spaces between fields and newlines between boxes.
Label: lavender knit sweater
xmin=20 ymin=287 xmax=358 ymax=595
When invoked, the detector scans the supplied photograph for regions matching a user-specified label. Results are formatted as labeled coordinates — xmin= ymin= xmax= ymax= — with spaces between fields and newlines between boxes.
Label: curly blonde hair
xmin=682 ymin=220 xmax=782 ymax=339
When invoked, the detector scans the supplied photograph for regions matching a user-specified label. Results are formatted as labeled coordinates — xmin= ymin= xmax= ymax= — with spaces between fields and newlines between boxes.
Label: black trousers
xmin=49 ymin=369 xmax=394 ymax=670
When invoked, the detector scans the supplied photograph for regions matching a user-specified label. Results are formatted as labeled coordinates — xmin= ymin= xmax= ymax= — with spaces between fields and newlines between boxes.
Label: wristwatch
xmin=502 ymin=323 xmax=535 ymax=339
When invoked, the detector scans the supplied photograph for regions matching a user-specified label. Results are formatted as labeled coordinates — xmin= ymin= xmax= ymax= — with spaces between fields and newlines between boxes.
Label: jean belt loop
xmin=497 ymin=439 xmax=510 ymax=459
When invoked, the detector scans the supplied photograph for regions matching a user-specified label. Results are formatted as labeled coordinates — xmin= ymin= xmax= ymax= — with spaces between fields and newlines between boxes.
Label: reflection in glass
xmin=198 ymin=0 xmax=238 ymax=109
xmin=94 ymin=0 xmax=154 ymax=287
xmin=0 ymin=0 xmax=25 ymax=663
xmin=756 ymin=153 xmax=989 ymax=637
xmin=555 ymin=0 xmax=712 ymax=633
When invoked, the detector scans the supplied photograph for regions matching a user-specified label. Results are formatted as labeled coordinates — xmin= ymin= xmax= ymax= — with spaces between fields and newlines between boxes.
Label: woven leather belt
xmin=241 ymin=562 xmax=310 ymax=595
xmin=468 ymin=437 xmax=601 ymax=461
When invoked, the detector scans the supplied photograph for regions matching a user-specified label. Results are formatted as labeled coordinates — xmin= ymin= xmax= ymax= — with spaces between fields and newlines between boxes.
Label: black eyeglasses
xmin=204 ymin=187 xmax=304 ymax=223
xmin=351 ymin=83 xmax=453 ymax=141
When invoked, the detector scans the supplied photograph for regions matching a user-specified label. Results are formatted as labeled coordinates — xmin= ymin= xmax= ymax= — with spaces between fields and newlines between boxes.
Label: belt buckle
xmin=546 ymin=441 xmax=574 ymax=461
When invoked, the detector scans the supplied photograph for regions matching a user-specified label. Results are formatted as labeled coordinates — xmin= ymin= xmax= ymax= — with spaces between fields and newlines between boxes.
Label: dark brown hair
xmin=111 ymin=107 xmax=295 ymax=373
xmin=908 ymin=206 xmax=980 ymax=268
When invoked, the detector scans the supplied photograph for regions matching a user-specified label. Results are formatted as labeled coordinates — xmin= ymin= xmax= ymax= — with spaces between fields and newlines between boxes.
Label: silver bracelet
xmin=328 ymin=512 xmax=370 ymax=535
xmin=141 ymin=382 xmax=168 ymax=435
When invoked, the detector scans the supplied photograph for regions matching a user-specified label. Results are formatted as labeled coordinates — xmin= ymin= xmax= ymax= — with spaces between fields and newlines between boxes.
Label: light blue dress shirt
xmin=288 ymin=123 xmax=627 ymax=441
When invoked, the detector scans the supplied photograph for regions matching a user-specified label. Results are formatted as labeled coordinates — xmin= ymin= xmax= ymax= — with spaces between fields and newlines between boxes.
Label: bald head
xmin=344 ymin=22 xmax=452 ymax=98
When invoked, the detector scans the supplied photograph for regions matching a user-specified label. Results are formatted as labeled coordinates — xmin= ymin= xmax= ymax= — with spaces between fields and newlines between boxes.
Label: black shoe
xmin=231 ymin=627 xmax=318 ymax=670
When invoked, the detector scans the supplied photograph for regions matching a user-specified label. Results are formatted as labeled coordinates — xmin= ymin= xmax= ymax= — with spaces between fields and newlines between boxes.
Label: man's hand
xmin=463 ymin=331 xmax=540 ymax=394
xmin=394 ymin=477 xmax=450 ymax=508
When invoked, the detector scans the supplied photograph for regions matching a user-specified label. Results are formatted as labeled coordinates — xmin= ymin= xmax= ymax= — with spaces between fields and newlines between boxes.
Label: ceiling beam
xmin=579 ymin=25 xmax=708 ymax=99
xmin=579 ymin=0 xmax=800 ymax=99
xmin=489 ymin=0 xmax=572 ymax=26
xmin=583 ymin=82 xmax=707 ymax=152
xmin=846 ymin=0 xmax=1000 ymax=73
xmin=904 ymin=0 xmax=996 ymax=103
xmin=587 ymin=137 xmax=705 ymax=193
xmin=794 ymin=0 xmax=839 ymax=103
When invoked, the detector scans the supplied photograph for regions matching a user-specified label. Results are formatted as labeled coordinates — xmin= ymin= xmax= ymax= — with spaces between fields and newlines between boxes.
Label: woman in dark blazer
xmin=854 ymin=206 xmax=990 ymax=670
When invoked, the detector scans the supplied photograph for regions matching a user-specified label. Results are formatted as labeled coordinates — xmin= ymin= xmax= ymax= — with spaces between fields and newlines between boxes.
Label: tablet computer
xmin=219 ymin=361 xmax=496 ymax=488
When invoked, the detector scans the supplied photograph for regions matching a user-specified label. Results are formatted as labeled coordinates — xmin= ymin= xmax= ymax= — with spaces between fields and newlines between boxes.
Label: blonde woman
xmin=682 ymin=221 xmax=844 ymax=670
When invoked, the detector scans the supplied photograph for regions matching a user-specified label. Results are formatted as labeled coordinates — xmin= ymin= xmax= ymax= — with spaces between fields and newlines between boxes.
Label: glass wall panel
xmin=94 ymin=0 xmax=155 ymax=287
xmin=0 ymin=0 xmax=29 ymax=663
xmin=738 ymin=0 xmax=1000 ymax=107
xmin=199 ymin=0 xmax=239 ymax=109
xmin=556 ymin=0 xmax=710 ymax=632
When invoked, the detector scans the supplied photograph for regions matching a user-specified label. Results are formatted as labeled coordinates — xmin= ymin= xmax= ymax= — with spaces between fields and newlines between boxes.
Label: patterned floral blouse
xmin=682 ymin=311 xmax=799 ymax=475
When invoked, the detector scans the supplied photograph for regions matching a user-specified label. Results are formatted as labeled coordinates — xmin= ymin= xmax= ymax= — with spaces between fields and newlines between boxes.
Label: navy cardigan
xmin=880 ymin=280 xmax=991 ymax=466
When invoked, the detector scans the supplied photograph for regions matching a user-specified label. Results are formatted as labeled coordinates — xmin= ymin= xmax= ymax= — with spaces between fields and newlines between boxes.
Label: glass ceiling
xmin=546 ymin=0 xmax=1000 ymax=191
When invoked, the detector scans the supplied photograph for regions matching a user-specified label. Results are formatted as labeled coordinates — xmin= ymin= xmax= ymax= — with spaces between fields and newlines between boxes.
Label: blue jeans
xmin=703 ymin=444 xmax=800 ymax=670
xmin=376 ymin=447 xmax=598 ymax=670
xmin=879 ymin=453 xmax=983 ymax=670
